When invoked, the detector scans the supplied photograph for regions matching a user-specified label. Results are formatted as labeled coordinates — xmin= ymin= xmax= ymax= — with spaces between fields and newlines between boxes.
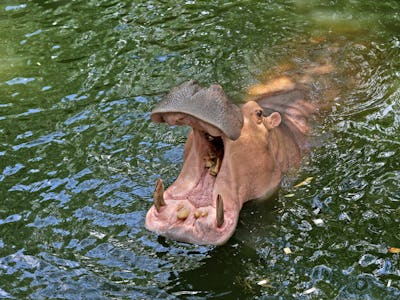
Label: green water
xmin=1 ymin=0 xmax=399 ymax=299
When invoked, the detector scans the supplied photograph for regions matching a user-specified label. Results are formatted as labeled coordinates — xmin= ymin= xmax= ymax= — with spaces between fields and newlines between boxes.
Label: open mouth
xmin=153 ymin=128 xmax=226 ymax=218
xmin=145 ymin=81 xmax=244 ymax=245
xmin=146 ymin=123 xmax=234 ymax=245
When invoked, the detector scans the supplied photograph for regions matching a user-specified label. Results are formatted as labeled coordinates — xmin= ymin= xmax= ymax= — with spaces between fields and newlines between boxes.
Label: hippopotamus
xmin=145 ymin=76 xmax=317 ymax=245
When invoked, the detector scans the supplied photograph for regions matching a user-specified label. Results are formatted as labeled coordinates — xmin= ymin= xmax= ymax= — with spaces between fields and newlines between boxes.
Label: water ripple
xmin=0 ymin=0 xmax=399 ymax=299
xmin=5 ymin=4 xmax=27 ymax=11
xmin=27 ymin=215 xmax=61 ymax=229
xmin=12 ymin=131 xmax=65 ymax=151
xmin=5 ymin=77 xmax=35 ymax=85
xmin=0 ymin=214 xmax=22 ymax=225
xmin=73 ymin=206 xmax=143 ymax=228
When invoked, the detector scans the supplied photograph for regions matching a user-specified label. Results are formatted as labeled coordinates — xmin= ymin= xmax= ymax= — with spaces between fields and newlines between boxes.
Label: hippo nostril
xmin=153 ymin=178 xmax=166 ymax=212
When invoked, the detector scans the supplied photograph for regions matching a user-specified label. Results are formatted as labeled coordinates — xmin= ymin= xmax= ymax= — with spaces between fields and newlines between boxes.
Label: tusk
xmin=153 ymin=178 xmax=166 ymax=212
xmin=216 ymin=194 xmax=224 ymax=227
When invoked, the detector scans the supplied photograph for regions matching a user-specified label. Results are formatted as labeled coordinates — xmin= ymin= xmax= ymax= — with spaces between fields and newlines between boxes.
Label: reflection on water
xmin=0 ymin=0 xmax=399 ymax=299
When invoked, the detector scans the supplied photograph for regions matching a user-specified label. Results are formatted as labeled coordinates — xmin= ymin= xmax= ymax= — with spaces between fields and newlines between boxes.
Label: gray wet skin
xmin=151 ymin=80 xmax=244 ymax=140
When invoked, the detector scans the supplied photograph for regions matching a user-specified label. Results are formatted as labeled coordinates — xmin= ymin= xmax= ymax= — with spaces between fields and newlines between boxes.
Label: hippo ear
xmin=265 ymin=112 xmax=281 ymax=129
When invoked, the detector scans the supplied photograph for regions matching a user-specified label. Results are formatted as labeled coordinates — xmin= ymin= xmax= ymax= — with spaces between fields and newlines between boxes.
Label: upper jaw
xmin=157 ymin=112 xmax=224 ymax=139
xmin=151 ymin=80 xmax=243 ymax=140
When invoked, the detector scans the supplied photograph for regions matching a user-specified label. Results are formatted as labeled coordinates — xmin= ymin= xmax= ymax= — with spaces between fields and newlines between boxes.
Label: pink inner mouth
xmin=186 ymin=169 xmax=215 ymax=207
xmin=145 ymin=124 xmax=241 ymax=245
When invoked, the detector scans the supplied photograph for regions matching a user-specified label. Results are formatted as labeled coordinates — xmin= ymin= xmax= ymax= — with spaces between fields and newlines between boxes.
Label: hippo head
xmin=145 ymin=80 xmax=306 ymax=245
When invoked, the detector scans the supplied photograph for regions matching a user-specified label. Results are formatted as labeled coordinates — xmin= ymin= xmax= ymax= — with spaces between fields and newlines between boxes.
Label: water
xmin=0 ymin=0 xmax=399 ymax=299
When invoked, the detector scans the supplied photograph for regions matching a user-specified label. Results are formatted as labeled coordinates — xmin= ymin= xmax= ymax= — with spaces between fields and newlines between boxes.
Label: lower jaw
xmin=147 ymin=148 xmax=241 ymax=244
xmin=145 ymin=202 xmax=239 ymax=245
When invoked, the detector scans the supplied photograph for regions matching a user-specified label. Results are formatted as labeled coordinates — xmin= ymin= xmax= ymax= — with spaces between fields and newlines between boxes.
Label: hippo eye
xmin=256 ymin=110 xmax=263 ymax=118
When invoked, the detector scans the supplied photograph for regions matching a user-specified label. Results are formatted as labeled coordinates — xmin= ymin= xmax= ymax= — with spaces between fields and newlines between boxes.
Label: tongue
xmin=151 ymin=80 xmax=243 ymax=140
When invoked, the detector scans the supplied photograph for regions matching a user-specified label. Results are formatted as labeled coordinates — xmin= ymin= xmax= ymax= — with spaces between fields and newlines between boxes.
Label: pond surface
xmin=1 ymin=0 xmax=399 ymax=299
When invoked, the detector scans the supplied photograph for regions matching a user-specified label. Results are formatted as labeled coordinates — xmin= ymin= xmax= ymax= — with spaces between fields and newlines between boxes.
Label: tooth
xmin=209 ymin=157 xmax=221 ymax=176
xmin=194 ymin=210 xmax=208 ymax=219
xmin=204 ymin=155 xmax=214 ymax=168
xmin=216 ymin=194 xmax=224 ymax=227
xmin=177 ymin=207 xmax=190 ymax=220
xmin=153 ymin=178 xmax=165 ymax=212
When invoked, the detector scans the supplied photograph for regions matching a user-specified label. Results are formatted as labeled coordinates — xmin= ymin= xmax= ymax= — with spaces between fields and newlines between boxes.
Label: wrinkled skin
xmin=145 ymin=77 xmax=317 ymax=245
